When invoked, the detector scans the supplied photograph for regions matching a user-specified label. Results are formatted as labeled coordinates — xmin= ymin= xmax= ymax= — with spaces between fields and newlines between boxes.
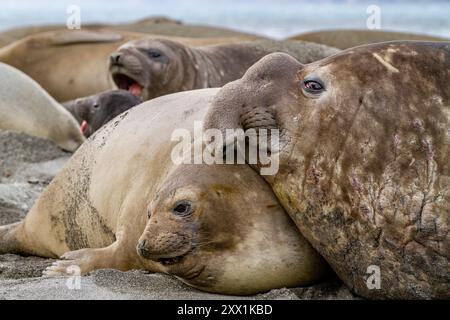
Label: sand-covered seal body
xmin=0 ymin=62 xmax=84 ymax=152
xmin=204 ymin=42 xmax=450 ymax=299
xmin=109 ymin=39 xmax=340 ymax=101
xmin=0 ymin=89 xmax=327 ymax=295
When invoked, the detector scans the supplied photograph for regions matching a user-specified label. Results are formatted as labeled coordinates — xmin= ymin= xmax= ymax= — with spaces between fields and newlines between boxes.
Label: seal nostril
xmin=110 ymin=53 xmax=122 ymax=65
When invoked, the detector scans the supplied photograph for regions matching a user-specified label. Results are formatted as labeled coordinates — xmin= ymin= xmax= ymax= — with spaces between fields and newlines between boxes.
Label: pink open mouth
xmin=80 ymin=120 xmax=89 ymax=135
xmin=113 ymin=73 xmax=143 ymax=98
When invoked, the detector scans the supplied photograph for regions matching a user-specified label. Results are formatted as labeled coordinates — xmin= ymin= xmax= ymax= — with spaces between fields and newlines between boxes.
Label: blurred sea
xmin=0 ymin=0 xmax=449 ymax=39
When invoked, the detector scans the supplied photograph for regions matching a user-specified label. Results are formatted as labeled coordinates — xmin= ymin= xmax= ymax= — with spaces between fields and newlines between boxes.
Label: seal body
xmin=0 ymin=62 xmax=84 ymax=152
xmin=289 ymin=29 xmax=449 ymax=49
xmin=110 ymin=39 xmax=340 ymax=101
xmin=63 ymin=90 xmax=141 ymax=137
xmin=204 ymin=42 xmax=450 ymax=299
xmin=0 ymin=89 xmax=327 ymax=295
xmin=0 ymin=30 xmax=264 ymax=101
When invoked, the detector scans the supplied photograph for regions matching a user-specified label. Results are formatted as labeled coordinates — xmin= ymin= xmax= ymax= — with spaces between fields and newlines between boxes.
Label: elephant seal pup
xmin=204 ymin=42 xmax=450 ymax=299
xmin=63 ymin=90 xmax=141 ymax=137
xmin=288 ymin=29 xmax=449 ymax=49
xmin=0 ymin=89 xmax=327 ymax=295
xmin=109 ymin=39 xmax=340 ymax=101
xmin=0 ymin=62 xmax=84 ymax=152
xmin=0 ymin=30 xmax=262 ymax=101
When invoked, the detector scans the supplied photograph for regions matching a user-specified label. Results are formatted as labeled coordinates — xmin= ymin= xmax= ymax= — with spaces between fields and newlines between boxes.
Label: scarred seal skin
xmin=0 ymin=88 xmax=328 ymax=295
xmin=109 ymin=38 xmax=340 ymax=101
xmin=204 ymin=41 xmax=450 ymax=299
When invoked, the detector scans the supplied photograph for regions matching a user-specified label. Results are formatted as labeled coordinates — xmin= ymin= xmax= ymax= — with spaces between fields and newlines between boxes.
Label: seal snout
xmin=137 ymin=232 xmax=192 ymax=266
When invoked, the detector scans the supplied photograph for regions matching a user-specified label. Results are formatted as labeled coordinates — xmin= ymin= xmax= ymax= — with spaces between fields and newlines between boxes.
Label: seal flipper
xmin=43 ymin=242 xmax=139 ymax=276
xmin=0 ymin=222 xmax=22 ymax=254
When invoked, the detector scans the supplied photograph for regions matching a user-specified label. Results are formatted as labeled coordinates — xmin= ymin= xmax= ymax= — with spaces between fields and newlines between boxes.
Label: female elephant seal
xmin=63 ymin=90 xmax=141 ymax=137
xmin=0 ymin=62 xmax=84 ymax=152
xmin=204 ymin=42 xmax=450 ymax=299
xmin=0 ymin=89 xmax=327 ymax=295
xmin=109 ymin=39 xmax=339 ymax=101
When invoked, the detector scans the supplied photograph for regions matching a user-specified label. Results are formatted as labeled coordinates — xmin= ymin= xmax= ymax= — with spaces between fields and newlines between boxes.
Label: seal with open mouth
xmin=108 ymin=38 xmax=339 ymax=101
xmin=0 ymin=88 xmax=328 ymax=295
xmin=63 ymin=90 xmax=141 ymax=137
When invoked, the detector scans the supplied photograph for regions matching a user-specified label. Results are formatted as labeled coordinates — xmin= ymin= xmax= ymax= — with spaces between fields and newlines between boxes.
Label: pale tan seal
xmin=109 ymin=38 xmax=340 ymax=101
xmin=204 ymin=42 xmax=450 ymax=299
xmin=0 ymin=62 xmax=84 ymax=152
xmin=0 ymin=17 xmax=261 ymax=48
xmin=288 ymin=29 xmax=449 ymax=49
xmin=0 ymin=30 xmax=263 ymax=101
xmin=0 ymin=88 xmax=328 ymax=295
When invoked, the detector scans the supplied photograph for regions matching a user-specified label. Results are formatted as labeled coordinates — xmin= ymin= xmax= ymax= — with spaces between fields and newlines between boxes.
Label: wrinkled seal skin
xmin=204 ymin=41 xmax=450 ymax=299
xmin=63 ymin=90 xmax=141 ymax=137
xmin=0 ymin=62 xmax=84 ymax=152
xmin=109 ymin=38 xmax=340 ymax=101
xmin=289 ymin=29 xmax=449 ymax=50
xmin=0 ymin=89 xmax=327 ymax=295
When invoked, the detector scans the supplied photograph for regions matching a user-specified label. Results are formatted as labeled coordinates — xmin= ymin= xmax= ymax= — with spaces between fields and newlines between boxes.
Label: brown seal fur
xmin=109 ymin=38 xmax=340 ymax=101
xmin=0 ymin=88 xmax=328 ymax=295
xmin=288 ymin=29 xmax=449 ymax=49
xmin=204 ymin=41 xmax=450 ymax=299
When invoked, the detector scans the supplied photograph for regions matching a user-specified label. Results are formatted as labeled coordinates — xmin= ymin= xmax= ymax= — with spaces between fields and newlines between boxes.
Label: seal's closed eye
xmin=172 ymin=200 xmax=193 ymax=217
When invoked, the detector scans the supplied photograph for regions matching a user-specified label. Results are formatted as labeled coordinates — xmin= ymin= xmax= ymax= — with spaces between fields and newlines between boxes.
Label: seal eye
xmin=172 ymin=200 xmax=193 ymax=217
xmin=93 ymin=104 xmax=99 ymax=109
xmin=301 ymin=77 xmax=325 ymax=95
xmin=148 ymin=51 xmax=162 ymax=59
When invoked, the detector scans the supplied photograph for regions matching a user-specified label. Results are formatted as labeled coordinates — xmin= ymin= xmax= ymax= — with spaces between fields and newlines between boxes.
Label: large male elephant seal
xmin=204 ymin=42 xmax=450 ymax=299
xmin=63 ymin=90 xmax=141 ymax=137
xmin=0 ymin=62 xmax=84 ymax=152
xmin=0 ymin=89 xmax=328 ymax=295
xmin=0 ymin=30 xmax=262 ymax=101
xmin=109 ymin=39 xmax=339 ymax=101
xmin=288 ymin=29 xmax=449 ymax=50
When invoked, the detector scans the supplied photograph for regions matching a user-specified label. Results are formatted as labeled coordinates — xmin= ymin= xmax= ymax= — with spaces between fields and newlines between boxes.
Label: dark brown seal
xmin=63 ymin=90 xmax=140 ymax=137
xmin=204 ymin=41 xmax=450 ymax=299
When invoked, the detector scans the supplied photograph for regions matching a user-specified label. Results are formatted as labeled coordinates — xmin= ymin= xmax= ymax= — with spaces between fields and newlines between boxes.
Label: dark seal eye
xmin=172 ymin=200 xmax=193 ymax=217
xmin=301 ymin=77 xmax=325 ymax=95
xmin=93 ymin=103 xmax=99 ymax=109
xmin=148 ymin=51 xmax=162 ymax=59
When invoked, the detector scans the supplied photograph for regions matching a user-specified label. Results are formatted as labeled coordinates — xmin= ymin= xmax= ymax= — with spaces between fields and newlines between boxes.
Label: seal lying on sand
xmin=288 ymin=29 xmax=449 ymax=49
xmin=0 ymin=17 xmax=261 ymax=48
xmin=204 ymin=42 xmax=450 ymax=299
xmin=0 ymin=89 xmax=328 ymax=295
xmin=63 ymin=90 xmax=140 ymax=137
xmin=0 ymin=30 xmax=263 ymax=101
xmin=109 ymin=39 xmax=340 ymax=101
xmin=0 ymin=62 xmax=84 ymax=152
